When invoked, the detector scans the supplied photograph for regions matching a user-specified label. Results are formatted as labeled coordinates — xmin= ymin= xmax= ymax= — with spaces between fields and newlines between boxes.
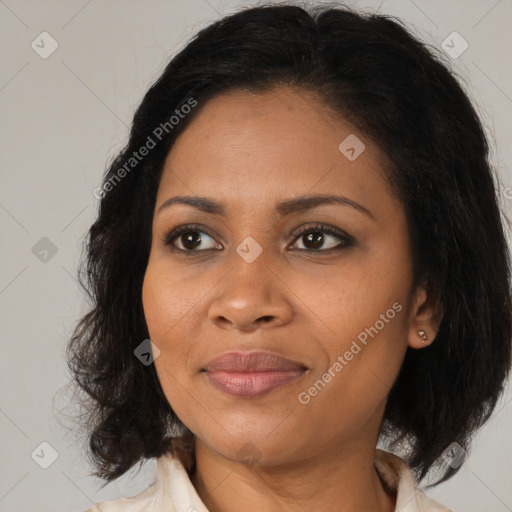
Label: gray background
xmin=1 ymin=0 xmax=511 ymax=511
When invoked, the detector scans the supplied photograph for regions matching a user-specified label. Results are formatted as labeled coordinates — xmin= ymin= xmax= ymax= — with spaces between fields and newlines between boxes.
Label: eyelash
xmin=161 ymin=222 xmax=354 ymax=254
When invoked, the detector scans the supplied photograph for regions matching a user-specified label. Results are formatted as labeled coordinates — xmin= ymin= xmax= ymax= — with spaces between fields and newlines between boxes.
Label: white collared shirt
xmin=83 ymin=449 xmax=452 ymax=511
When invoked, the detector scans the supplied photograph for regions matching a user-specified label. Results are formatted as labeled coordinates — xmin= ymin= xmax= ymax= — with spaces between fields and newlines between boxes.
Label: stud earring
xmin=418 ymin=329 xmax=428 ymax=344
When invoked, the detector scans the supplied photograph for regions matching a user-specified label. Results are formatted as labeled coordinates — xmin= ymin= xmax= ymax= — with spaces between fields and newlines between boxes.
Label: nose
xmin=207 ymin=253 xmax=293 ymax=333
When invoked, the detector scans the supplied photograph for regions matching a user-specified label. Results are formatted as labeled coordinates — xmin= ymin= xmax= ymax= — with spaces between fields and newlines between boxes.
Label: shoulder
xmin=79 ymin=452 xmax=198 ymax=512
xmin=374 ymin=449 xmax=453 ymax=512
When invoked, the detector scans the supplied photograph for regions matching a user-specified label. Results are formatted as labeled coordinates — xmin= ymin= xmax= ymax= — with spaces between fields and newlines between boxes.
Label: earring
xmin=418 ymin=329 xmax=428 ymax=344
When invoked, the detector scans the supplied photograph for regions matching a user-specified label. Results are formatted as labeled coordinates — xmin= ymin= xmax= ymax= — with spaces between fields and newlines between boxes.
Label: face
xmin=142 ymin=86 xmax=437 ymax=467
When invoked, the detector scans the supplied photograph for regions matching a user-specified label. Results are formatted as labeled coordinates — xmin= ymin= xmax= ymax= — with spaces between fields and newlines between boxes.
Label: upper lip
xmin=203 ymin=351 xmax=308 ymax=372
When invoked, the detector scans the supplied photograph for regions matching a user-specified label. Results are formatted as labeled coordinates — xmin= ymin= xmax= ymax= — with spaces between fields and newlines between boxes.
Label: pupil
xmin=305 ymin=232 xmax=323 ymax=249
xmin=183 ymin=232 xmax=201 ymax=250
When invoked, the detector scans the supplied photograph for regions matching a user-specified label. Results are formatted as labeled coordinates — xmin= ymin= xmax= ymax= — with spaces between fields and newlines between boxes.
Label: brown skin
xmin=142 ymin=86 xmax=443 ymax=512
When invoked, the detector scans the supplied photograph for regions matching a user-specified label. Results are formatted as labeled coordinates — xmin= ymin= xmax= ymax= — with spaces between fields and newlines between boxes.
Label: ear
xmin=407 ymin=283 xmax=444 ymax=349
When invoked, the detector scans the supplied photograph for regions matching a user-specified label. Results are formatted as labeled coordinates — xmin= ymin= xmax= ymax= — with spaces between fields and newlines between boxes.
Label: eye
xmin=161 ymin=222 xmax=354 ymax=254
xmin=289 ymin=223 xmax=354 ymax=252
xmin=162 ymin=224 xmax=223 ymax=252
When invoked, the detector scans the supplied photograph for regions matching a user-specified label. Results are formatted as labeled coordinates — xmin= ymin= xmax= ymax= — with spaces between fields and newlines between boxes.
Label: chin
xmin=195 ymin=426 xmax=307 ymax=468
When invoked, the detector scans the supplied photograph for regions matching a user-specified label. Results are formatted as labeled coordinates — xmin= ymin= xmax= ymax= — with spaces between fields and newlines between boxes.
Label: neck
xmin=190 ymin=440 xmax=396 ymax=512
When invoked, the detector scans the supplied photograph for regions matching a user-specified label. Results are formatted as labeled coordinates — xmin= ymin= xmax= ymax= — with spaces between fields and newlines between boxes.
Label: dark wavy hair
xmin=61 ymin=1 xmax=512 ymax=489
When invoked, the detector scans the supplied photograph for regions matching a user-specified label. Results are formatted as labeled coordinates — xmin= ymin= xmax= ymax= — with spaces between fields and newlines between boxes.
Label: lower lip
xmin=204 ymin=370 xmax=306 ymax=398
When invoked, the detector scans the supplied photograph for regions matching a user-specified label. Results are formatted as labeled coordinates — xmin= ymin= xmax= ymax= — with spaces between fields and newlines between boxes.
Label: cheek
xmin=141 ymin=263 xmax=198 ymax=388
xmin=295 ymin=314 xmax=408 ymax=447
xmin=290 ymin=253 xmax=409 ymax=340
xmin=142 ymin=260 xmax=203 ymax=342
xmin=142 ymin=263 xmax=200 ymax=424
xmin=292 ymin=256 xmax=410 ymax=418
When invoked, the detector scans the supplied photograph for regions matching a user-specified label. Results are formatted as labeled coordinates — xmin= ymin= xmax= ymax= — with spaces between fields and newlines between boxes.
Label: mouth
xmin=202 ymin=351 xmax=308 ymax=398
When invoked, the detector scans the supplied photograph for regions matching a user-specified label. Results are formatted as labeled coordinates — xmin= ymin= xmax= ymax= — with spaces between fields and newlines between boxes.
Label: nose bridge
xmin=234 ymin=230 xmax=269 ymax=268
xmin=227 ymin=235 xmax=275 ymax=300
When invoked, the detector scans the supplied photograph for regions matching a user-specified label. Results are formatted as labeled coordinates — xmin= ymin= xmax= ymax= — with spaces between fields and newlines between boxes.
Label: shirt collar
xmin=374 ymin=449 xmax=452 ymax=511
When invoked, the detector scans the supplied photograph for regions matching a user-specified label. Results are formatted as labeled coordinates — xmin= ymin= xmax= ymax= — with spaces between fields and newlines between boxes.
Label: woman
xmin=68 ymin=3 xmax=512 ymax=511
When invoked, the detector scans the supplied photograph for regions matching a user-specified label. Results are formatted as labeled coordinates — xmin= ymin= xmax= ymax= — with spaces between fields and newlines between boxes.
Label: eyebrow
xmin=157 ymin=194 xmax=375 ymax=221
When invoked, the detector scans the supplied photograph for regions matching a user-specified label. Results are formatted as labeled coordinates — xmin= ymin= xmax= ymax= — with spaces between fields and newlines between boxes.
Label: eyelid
xmin=290 ymin=222 xmax=353 ymax=242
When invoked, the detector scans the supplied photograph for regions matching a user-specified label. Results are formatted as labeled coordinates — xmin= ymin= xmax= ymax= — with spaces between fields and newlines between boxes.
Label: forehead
xmin=156 ymin=86 xmax=396 ymax=218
